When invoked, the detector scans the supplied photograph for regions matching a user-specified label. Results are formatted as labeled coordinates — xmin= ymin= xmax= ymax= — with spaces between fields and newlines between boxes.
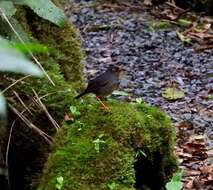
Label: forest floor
xmin=65 ymin=0 xmax=213 ymax=189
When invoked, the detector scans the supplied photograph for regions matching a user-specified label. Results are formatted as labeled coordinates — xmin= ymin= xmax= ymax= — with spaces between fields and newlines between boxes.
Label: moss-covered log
xmin=38 ymin=102 xmax=177 ymax=190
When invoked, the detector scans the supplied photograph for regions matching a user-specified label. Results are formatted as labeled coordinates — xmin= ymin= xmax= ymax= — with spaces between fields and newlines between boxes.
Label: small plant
xmin=75 ymin=120 xmax=85 ymax=131
xmin=69 ymin=106 xmax=81 ymax=117
xmin=135 ymin=97 xmax=143 ymax=104
xmin=166 ymin=171 xmax=183 ymax=190
xmin=107 ymin=182 xmax=118 ymax=190
xmin=55 ymin=176 xmax=64 ymax=190
xmin=92 ymin=134 xmax=106 ymax=153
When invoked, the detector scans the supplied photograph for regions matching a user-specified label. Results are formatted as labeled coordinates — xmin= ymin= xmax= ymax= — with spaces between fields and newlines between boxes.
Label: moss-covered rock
xmin=38 ymin=101 xmax=177 ymax=190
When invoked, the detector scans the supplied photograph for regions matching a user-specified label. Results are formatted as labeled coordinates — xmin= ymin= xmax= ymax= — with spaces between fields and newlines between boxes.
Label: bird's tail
xmin=74 ymin=92 xmax=86 ymax=99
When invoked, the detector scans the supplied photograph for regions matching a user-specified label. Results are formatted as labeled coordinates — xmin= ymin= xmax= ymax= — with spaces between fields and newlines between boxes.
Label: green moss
xmin=0 ymin=7 xmax=85 ymax=119
xmin=15 ymin=6 xmax=84 ymax=85
xmin=38 ymin=101 xmax=177 ymax=190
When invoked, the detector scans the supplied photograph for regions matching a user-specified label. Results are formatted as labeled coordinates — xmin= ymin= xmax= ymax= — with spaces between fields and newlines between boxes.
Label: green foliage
xmin=166 ymin=171 xmax=183 ymax=190
xmin=0 ymin=36 xmax=43 ymax=116
xmin=9 ymin=42 xmax=49 ymax=54
xmin=14 ymin=0 xmax=65 ymax=27
xmin=0 ymin=37 xmax=43 ymax=76
xmin=0 ymin=0 xmax=65 ymax=27
xmin=107 ymin=182 xmax=118 ymax=190
xmin=69 ymin=105 xmax=81 ymax=117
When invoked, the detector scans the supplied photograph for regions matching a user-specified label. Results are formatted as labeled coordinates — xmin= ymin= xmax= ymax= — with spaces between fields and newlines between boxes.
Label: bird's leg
xmin=96 ymin=96 xmax=110 ymax=111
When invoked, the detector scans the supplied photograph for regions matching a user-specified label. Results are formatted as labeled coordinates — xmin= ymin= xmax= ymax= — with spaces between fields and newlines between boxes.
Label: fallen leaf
xmin=112 ymin=90 xmax=129 ymax=96
xmin=176 ymin=30 xmax=191 ymax=43
xmin=162 ymin=87 xmax=185 ymax=100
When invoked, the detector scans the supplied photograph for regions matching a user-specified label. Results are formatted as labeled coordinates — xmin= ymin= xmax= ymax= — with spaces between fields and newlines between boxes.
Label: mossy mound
xmin=38 ymin=101 xmax=177 ymax=190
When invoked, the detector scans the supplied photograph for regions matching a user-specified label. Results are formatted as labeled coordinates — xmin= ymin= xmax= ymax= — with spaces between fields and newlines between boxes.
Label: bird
xmin=75 ymin=65 xmax=125 ymax=110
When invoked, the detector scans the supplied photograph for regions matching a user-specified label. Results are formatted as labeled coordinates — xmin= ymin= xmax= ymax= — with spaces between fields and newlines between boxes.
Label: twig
xmin=32 ymin=89 xmax=60 ymax=131
xmin=13 ymin=91 xmax=33 ymax=115
xmin=39 ymin=89 xmax=71 ymax=99
xmin=1 ymin=75 xmax=31 ymax=94
xmin=0 ymin=8 xmax=55 ymax=86
xmin=5 ymin=121 xmax=15 ymax=167
xmin=9 ymin=104 xmax=53 ymax=145
xmin=166 ymin=1 xmax=185 ymax=11
xmin=194 ymin=44 xmax=213 ymax=52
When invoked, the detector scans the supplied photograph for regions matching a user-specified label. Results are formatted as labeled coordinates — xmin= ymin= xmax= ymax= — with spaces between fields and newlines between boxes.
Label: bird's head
xmin=108 ymin=65 xmax=126 ymax=77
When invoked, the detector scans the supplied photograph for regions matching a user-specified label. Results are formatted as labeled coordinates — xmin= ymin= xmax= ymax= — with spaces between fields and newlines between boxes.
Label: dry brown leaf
xmin=64 ymin=112 xmax=74 ymax=122
xmin=200 ymin=165 xmax=213 ymax=174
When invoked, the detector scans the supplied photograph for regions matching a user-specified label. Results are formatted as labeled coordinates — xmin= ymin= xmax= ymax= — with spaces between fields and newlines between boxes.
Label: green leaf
xmin=166 ymin=181 xmax=183 ymax=190
xmin=112 ymin=90 xmax=129 ymax=96
xmin=0 ymin=92 xmax=6 ymax=116
xmin=69 ymin=106 xmax=81 ymax=116
xmin=0 ymin=36 xmax=43 ymax=76
xmin=9 ymin=42 xmax=49 ymax=54
xmin=177 ymin=18 xmax=192 ymax=27
xmin=0 ymin=1 xmax=17 ymax=18
xmin=135 ymin=97 xmax=143 ymax=104
xmin=107 ymin=182 xmax=118 ymax=190
xmin=166 ymin=171 xmax=183 ymax=190
xmin=55 ymin=176 xmax=63 ymax=189
xmin=162 ymin=87 xmax=185 ymax=101
xmin=0 ymin=47 xmax=43 ymax=76
xmin=56 ymin=176 xmax=63 ymax=184
xmin=14 ymin=0 xmax=65 ymax=27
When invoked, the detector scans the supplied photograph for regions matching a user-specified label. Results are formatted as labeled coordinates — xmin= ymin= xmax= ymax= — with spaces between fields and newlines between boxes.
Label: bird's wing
xmin=86 ymin=78 xmax=109 ymax=92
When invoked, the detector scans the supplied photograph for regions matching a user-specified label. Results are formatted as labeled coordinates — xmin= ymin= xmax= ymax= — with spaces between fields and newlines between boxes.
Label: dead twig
xmin=9 ymin=104 xmax=53 ymax=145
xmin=13 ymin=91 xmax=33 ymax=115
xmin=32 ymin=89 xmax=60 ymax=131
xmin=1 ymin=75 xmax=31 ymax=94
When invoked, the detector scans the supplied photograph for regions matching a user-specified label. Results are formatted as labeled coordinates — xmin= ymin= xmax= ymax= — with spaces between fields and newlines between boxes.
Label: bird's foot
xmin=96 ymin=96 xmax=111 ymax=111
